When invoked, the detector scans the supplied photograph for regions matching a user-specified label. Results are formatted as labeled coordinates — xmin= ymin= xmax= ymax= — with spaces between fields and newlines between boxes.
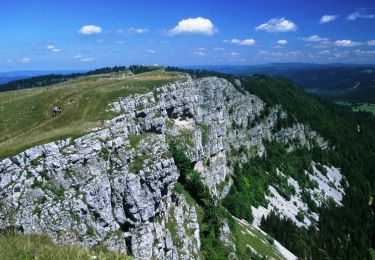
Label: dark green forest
xmin=240 ymin=75 xmax=375 ymax=259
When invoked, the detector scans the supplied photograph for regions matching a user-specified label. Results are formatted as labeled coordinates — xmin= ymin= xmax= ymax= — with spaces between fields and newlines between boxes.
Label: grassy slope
xmin=232 ymin=218 xmax=284 ymax=259
xmin=0 ymin=230 xmax=129 ymax=260
xmin=0 ymin=70 xmax=185 ymax=159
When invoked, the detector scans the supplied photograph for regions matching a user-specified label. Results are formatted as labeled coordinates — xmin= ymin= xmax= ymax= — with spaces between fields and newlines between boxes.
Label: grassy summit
xmin=0 ymin=70 xmax=185 ymax=159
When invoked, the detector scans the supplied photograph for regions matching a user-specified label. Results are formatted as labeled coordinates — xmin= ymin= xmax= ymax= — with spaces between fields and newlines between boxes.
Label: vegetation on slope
xmin=240 ymin=75 xmax=375 ymax=259
xmin=223 ymin=141 xmax=322 ymax=224
xmin=170 ymin=140 xmax=284 ymax=259
xmin=0 ymin=229 xmax=129 ymax=260
xmin=0 ymin=70 xmax=184 ymax=159
xmin=169 ymin=140 xmax=229 ymax=259
xmin=164 ymin=67 xmax=375 ymax=258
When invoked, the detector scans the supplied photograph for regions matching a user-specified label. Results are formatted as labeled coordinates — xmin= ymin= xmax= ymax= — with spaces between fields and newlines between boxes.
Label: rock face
xmin=0 ymin=75 xmax=330 ymax=259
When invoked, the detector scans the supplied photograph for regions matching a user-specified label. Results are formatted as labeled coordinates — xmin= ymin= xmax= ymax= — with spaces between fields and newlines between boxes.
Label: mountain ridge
xmin=0 ymin=69 xmax=374 ymax=259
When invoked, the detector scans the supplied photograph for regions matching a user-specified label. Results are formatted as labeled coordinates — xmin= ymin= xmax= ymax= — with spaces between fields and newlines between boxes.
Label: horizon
xmin=1 ymin=0 xmax=375 ymax=71
xmin=1 ymin=62 xmax=375 ymax=74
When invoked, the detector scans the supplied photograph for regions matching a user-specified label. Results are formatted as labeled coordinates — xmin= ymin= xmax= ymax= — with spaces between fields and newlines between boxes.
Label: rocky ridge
xmin=0 ymin=75 xmax=331 ymax=259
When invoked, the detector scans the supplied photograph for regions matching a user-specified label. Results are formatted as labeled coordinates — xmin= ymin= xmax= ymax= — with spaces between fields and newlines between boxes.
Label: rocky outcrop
xmin=0 ymin=75 xmax=328 ymax=259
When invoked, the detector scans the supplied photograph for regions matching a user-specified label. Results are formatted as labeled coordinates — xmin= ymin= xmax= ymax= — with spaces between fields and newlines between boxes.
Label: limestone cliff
xmin=0 ymin=75 xmax=339 ymax=259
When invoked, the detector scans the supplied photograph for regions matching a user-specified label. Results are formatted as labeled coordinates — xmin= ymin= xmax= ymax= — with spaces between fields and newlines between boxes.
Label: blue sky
xmin=0 ymin=0 xmax=374 ymax=71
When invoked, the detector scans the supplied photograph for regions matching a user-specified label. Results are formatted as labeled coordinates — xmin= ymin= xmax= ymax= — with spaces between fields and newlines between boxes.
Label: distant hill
xmin=0 ymin=65 xmax=160 ymax=92
xmin=0 ymin=70 xmax=84 ymax=85
xmin=189 ymin=64 xmax=375 ymax=103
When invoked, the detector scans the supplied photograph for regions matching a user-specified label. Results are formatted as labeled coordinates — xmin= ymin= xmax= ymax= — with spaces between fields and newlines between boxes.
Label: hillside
xmin=0 ymin=70 xmax=183 ymax=158
xmin=0 ymin=69 xmax=374 ymax=259
xmin=196 ymin=64 xmax=375 ymax=108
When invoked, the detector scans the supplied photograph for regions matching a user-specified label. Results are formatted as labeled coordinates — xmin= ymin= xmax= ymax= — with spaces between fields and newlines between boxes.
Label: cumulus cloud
xmin=230 ymin=38 xmax=256 ymax=46
xmin=320 ymin=15 xmax=338 ymax=24
xmin=78 ymin=25 xmax=102 ymax=35
xmin=334 ymin=39 xmax=362 ymax=47
xmin=192 ymin=51 xmax=205 ymax=56
xmin=111 ymin=27 xmax=149 ymax=35
xmin=21 ymin=57 xmax=31 ymax=63
xmin=317 ymin=50 xmax=331 ymax=55
xmin=255 ymin=18 xmax=297 ymax=32
xmin=47 ymin=45 xmax=63 ymax=52
xmin=277 ymin=39 xmax=288 ymax=45
xmin=300 ymin=35 xmax=329 ymax=42
xmin=146 ymin=49 xmax=156 ymax=53
xmin=73 ymin=54 xmax=94 ymax=62
xmin=81 ymin=57 xmax=94 ymax=62
xmin=214 ymin=47 xmax=225 ymax=51
xmin=168 ymin=17 xmax=217 ymax=35
xmin=127 ymin=27 xmax=149 ymax=34
xmin=367 ymin=40 xmax=375 ymax=46
xmin=353 ymin=49 xmax=375 ymax=56
xmin=348 ymin=10 xmax=374 ymax=21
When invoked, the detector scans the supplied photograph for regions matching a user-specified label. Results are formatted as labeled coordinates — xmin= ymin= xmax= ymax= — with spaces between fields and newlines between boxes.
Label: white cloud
xmin=112 ymin=27 xmax=149 ymax=35
xmin=320 ymin=15 xmax=338 ymax=24
xmin=334 ymin=51 xmax=350 ymax=58
xmin=214 ymin=47 xmax=224 ymax=51
xmin=277 ymin=39 xmax=288 ymax=45
xmin=255 ymin=18 xmax=297 ymax=32
xmin=21 ymin=57 xmax=30 ymax=63
xmin=73 ymin=55 xmax=94 ymax=62
xmin=367 ymin=40 xmax=375 ymax=46
xmin=230 ymin=38 xmax=256 ymax=46
xmin=334 ymin=39 xmax=362 ymax=47
xmin=146 ymin=49 xmax=156 ymax=53
xmin=47 ymin=45 xmax=63 ymax=52
xmin=81 ymin=57 xmax=94 ymax=62
xmin=348 ymin=11 xmax=374 ymax=21
xmin=168 ymin=17 xmax=217 ymax=35
xmin=192 ymin=51 xmax=205 ymax=56
xmin=196 ymin=47 xmax=205 ymax=51
xmin=6 ymin=59 xmax=13 ymax=63
xmin=229 ymin=52 xmax=240 ymax=56
xmin=258 ymin=50 xmax=283 ymax=57
xmin=78 ymin=25 xmax=102 ymax=35
xmin=127 ymin=27 xmax=149 ymax=34
xmin=353 ymin=49 xmax=375 ymax=56
xmin=116 ymin=41 xmax=125 ymax=45
xmin=300 ymin=35 xmax=329 ymax=42
xmin=317 ymin=50 xmax=331 ymax=55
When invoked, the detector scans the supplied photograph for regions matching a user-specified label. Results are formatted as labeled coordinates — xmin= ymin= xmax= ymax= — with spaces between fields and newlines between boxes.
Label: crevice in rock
xmin=181 ymin=108 xmax=194 ymax=120
xmin=125 ymin=235 xmax=133 ymax=256
xmin=136 ymin=111 xmax=147 ymax=118
xmin=166 ymin=107 xmax=178 ymax=119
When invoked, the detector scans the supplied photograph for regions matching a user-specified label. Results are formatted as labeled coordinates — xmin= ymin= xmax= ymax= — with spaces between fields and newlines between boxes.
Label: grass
xmin=232 ymin=218 xmax=284 ymax=259
xmin=0 ymin=229 xmax=129 ymax=260
xmin=0 ymin=70 xmax=185 ymax=159
xmin=369 ymin=248 xmax=375 ymax=260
